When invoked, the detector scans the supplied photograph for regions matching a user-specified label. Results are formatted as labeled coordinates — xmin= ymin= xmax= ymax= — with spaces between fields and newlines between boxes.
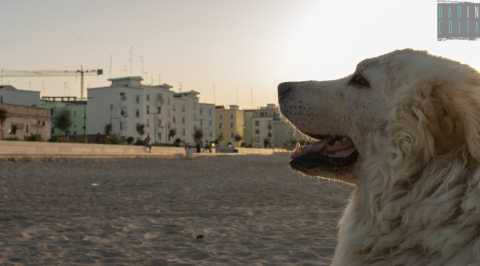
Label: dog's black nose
xmin=278 ymin=82 xmax=294 ymax=101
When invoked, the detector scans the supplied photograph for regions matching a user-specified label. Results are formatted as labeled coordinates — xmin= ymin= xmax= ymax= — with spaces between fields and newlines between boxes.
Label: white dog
xmin=278 ymin=49 xmax=480 ymax=266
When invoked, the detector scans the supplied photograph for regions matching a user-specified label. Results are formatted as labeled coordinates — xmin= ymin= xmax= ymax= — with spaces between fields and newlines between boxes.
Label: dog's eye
xmin=349 ymin=73 xmax=370 ymax=88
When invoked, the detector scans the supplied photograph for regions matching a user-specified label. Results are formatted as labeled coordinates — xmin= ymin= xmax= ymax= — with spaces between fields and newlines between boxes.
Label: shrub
xmin=25 ymin=134 xmax=42 ymax=141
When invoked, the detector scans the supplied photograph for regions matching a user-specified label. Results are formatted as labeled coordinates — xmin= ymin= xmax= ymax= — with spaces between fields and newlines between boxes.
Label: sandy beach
xmin=0 ymin=154 xmax=351 ymax=266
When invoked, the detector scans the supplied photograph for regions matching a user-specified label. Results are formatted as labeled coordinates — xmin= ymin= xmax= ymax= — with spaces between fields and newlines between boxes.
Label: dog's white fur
xmin=279 ymin=49 xmax=480 ymax=266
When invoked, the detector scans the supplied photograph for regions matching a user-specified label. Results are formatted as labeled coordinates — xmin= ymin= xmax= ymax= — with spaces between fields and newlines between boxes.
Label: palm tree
xmin=54 ymin=109 xmax=72 ymax=138
xmin=0 ymin=108 xmax=7 ymax=140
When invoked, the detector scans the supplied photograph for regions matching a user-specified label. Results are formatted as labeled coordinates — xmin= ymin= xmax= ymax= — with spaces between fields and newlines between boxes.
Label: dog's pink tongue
xmin=291 ymin=141 xmax=327 ymax=159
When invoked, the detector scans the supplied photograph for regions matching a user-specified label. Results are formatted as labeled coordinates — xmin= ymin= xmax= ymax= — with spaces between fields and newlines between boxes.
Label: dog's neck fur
xmin=333 ymin=147 xmax=480 ymax=266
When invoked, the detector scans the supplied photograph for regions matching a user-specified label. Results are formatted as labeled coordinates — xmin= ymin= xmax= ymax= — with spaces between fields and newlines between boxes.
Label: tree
xmin=136 ymin=123 xmax=145 ymax=136
xmin=263 ymin=138 xmax=271 ymax=148
xmin=104 ymin=123 xmax=113 ymax=135
xmin=193 ymin=128 xmax=204 ymax=153
xmin=168 ymin=129 xmax=176 ymax=141
xmin=234 ymin=134 xmax=242 ymax=143
xmin=0 ymin=108 xmax=7 ymax=139
xmin=215 ymin=133 xmax=224 ymax=144
xmin=193 ymin=128 xmax=203 ymax=144
xmin=54 ymin=109 xmax=72 ymax=136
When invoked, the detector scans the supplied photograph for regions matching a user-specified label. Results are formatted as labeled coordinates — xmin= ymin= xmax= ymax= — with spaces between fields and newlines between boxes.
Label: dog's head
xmin=279 ymin=49 xmax=480 ymax=184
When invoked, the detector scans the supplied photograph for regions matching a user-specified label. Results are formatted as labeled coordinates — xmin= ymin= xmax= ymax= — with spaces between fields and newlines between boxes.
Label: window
xmin=466 ymin=22 xmax=470 ymax=34
xmin=120 ymin=92 xmax=126 ymax=101
xmin=173 ymin=116 xmax=176 ymax=123
xmin=449 ymin=20 xmax=453 ymax=33
xmin=457 ymin=5 xmax=462 ymax=18
xmin=0 ymin=96 xmax=3 ymax=103
xmin=121 ymin=109 xmax=126 ymax=117
xmin=110 ymin=104 xmax=114 ymax=111
xmin=158 ymin=119 xmax=162 ymax=127
xmin=136 ymin=95 xmax=140 ymax=104
xmin=147 ymin=119 xmax=150 ymax=127
xmin=199 ymin=108 xmax=203 ymax=115
xmin=219 ymin=123 xmax=222 ymax=129
xmin=438 ymin=20 xmax=442 ymax=34
xmin=182 ymin=117 xmax=185 ymax=124
xmin=136 ymin=109 xmax=140 ymax=118
xmin=182 ymin=105 xmax=185 ymax=112
xmin=146 ymin=94 xmax=150 ymax=101
xmin=255 ymin=121 xmax=260 ymax=127
xmin=146 ymin=105 xmax=150 ymax=114
xmin=476 ymin=21 xmax=480 ymax=33
xmin=182 ymin=129 xmax=186 ymax=136
xmin=467 ymin=6 xmax=470 ymax=18
xmin=255 ymin=129 xmax=260 ymax=135
xmin=120 ymin=122 xmax=123 ymax=130
xmin=438 ymin=6 xmax=443 ymax=18
xmin=230 ymin=122 xmax=233 ymax=129
xmin=476 ymin=6 xmax=479 ymax=18
xmin=209 ymin=109 xmax=212 ymax=116
xmin=157 ymin=106 xmax=162 ymax=114
xmin=448 ymin=6 xmax=452 ymax=18
xmin=458 ymin=21 xmax=462 ymax=34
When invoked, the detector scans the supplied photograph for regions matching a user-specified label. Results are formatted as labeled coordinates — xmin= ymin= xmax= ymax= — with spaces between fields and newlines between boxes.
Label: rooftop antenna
xmin=236 ymin=88 xmax=239 ymax=105
xmin=250 ymin=88 xmax=254 ymax=107
xmin=212 ymin=83 xmax=216 ymax=104
xmin=129 ymin=46 xmax=133 ymax=75
xmin=109 ymin=55 xmax=113 ymax=78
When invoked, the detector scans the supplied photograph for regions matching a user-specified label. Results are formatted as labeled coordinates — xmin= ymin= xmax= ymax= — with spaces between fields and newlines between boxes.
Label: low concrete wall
xmin=0 ymin=141 xmax=289 ymax=159
xmin=0 ymin=141 xmax=184 ymax=158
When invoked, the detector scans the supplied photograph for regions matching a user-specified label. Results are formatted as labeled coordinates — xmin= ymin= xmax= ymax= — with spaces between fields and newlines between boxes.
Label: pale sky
xmin=1 ymin=0 xmax=479 ymax=108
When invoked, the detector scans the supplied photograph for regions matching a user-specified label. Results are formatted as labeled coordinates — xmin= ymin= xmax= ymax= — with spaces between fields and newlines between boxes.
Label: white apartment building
xmin=87 ymin=77 xmax=176 ymax=143
xmin=87 ymin=76 xmax=214 ymax=145
xmin=171 ymin=91 xmax=199 ymax=144
xmin=197 ymin=103 xmax=216 ymax=143
xmin=0 ymin=85 xmax=40 ymax=107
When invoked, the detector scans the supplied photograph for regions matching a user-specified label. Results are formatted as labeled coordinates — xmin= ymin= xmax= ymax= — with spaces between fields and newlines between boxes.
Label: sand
xmin=0 ymin=154 xmax=351 ymax=266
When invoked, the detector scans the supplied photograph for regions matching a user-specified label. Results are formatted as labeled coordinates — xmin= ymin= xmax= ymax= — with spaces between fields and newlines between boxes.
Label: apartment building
xmin=0 ymin=103 xmax=51 ymax=140
xmin=87 ymin=76 xmax=176 ymax=143
xmin=215 ymin=105 xmax=244 ymax=145
xmin=197 ymin=103 xmax=216 ymax=143
xmin=0 ymin=85 xmax=40 ymax=106
xmin=172 ymin=91 xmax=200 ymax=144
xmin=87 ymin=76 xmax=215 ymax=145
xmin=41 ymin=97 xmax=87 ymax=137
xmin=438 ymin=1 xmax=480 ymax=40
xmin=246 ymin=104 xmax=306 ymax=148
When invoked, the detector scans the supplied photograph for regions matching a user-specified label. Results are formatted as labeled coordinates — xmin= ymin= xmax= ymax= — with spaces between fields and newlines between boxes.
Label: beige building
xmin=0 ymin=103 xmax=51 ymax=141
xmin=215 ymin=105 xmax=244 ymax=145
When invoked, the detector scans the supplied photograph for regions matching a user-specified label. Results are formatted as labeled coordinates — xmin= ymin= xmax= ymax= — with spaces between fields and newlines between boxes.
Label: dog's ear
xmin=387 ymin=79 xmax=480 ymax=174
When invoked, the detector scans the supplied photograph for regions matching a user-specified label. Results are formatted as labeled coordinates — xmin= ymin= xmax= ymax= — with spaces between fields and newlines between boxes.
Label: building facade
xmin=244 ymin=104 xmax=307 ymax=148
xmin=87 ymin=76 xmax=215 ymax=145
xmin=438 ymin=1 xmax=480 ymax=40
xmin=197 ymin=103 xmax=216 ymax=143
xmin=215 ymin=105 xmax=245 ymax=145
xmin=0 ymin=85 xmax=40 ymax=107
xmin=41 ymin=97 xmax=87 ymax=137
xmin=0 ymin=103 xmax=51 ymax=140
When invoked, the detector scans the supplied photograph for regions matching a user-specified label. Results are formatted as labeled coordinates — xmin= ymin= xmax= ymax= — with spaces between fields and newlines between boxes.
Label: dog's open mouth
xmin=290 ymin=135 xmax=359 ymax=175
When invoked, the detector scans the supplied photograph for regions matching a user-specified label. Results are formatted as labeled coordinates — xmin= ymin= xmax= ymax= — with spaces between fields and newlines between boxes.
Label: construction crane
xmin=0 ymin=66 xmax=103 ymax=99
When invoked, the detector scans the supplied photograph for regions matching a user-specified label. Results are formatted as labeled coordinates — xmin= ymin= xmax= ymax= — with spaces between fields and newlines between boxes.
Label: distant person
xmin=144 ymin=134 xmax=152 ymax=153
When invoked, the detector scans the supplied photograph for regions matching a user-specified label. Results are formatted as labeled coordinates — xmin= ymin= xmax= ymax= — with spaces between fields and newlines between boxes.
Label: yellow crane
xmin=0 ymin=67 xmax=103 ymax=99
